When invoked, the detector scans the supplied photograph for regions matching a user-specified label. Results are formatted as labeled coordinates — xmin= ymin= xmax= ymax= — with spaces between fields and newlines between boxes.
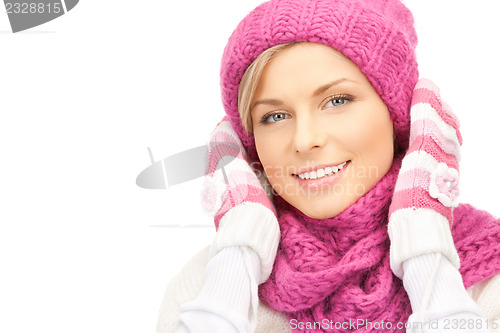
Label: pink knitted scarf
xmin=259 ymin=154 xmax=500 ymax=332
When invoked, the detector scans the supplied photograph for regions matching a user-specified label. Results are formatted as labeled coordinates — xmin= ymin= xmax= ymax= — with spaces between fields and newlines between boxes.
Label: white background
xmin=0 ymin=1 xmax=499 ymax=332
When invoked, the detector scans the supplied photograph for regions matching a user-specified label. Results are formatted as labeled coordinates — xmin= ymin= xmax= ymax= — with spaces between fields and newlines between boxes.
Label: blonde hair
xmin=238 ymin=43 xmax=296 ymax=133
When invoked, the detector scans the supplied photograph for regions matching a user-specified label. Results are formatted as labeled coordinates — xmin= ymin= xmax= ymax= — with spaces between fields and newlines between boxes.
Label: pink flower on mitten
xmin=200 ymin=176 xmax=227 ymax=215
xmin=388 ymin=78 xmax=462 ymax=277
xmin=389 ymin=78 xmax=462 ymax=222
xmin=429 ymin=162 xmax=459 ymax=208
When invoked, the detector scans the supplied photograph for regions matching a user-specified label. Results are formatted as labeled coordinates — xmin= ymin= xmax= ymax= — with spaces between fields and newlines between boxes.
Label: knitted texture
xmin=387 ymin=79 xmax=463 ymax=276
xmin=220 ymin=0 xmax=419 ymax=160
xmin=389 ymin=79 xmax=462 ymax=221
xmin=214 ymin=0 xmax=500 ymax=331
xmin=454 ymin=205 xmax=500 ymax=289
xmin=259 ymin=155 xmax=413 ymax=330
xmin=203 ymin=116 xmax=275 ymax=228
xmin=203 ymin=116 xmax=280 ymax=282
xmin=258 ymin=155 xmax=500 ymax=332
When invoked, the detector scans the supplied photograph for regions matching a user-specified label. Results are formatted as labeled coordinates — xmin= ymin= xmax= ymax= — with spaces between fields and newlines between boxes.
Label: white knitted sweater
xmin=156 ymin=246 xmax=500 ymax=333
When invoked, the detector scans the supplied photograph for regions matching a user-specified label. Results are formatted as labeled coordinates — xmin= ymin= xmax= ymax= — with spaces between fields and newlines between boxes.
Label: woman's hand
xmin=388 ymin=79 xmax=489 ymax=332
xmin=388 ymin=78 xmax=462 ymax=278
xmin=202 ymin=116 xmax=280 ymax=283
xmin=175 ymin=117 xmax=280 ymax=333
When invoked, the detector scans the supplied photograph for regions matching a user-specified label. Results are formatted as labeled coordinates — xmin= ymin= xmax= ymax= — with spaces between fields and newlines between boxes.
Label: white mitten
xmin=201 ymin=116 xmax=280 ymax=283
xmin=176 ymin=117 xmax=280 ymax=333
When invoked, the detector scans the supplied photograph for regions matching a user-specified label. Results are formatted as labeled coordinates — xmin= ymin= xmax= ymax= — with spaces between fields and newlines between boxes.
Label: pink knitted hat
xmin=220 ymin=0 xmax=419 ymax=156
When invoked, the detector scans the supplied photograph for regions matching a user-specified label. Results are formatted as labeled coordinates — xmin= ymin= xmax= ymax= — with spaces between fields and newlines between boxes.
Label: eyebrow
xmin=250 ymin=78 xmax=355 ymax=111
xmin=313 ymin=78 xmax=354 ymax=96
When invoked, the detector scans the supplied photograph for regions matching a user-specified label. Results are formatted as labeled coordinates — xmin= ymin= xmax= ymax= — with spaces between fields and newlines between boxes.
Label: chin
xmin=302 ymin=211 xmax=331 ymax=219
xmin=301 ymin=209 xmax=340 ymax=220
xmin=292 ymin=192 xmax=361 ymax=220
xmin=294 ymin=200 xmax=345 ymax=220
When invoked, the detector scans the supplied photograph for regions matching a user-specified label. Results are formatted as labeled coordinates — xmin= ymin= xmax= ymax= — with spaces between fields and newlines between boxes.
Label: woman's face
xmin=251 ymin=43 xmax=394 ymax=219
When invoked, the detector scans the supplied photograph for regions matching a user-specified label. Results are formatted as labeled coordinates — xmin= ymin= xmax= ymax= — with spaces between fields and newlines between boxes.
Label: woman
xmin=158 ymin=0 xmax=500 ymax=331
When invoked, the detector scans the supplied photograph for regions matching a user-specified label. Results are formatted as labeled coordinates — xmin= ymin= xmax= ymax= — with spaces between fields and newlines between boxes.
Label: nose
xmin=292 ymin=114 xmax=327 ymax=154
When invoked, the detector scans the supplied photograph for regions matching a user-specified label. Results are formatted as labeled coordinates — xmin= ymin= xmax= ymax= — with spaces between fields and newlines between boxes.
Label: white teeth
xmin=297 ymin=161 xmax=348 ymax=180
xmin=317 ymin=169 xmax=325 ymax=178
xmin=298 ymin=173 xmax=310 ymax=180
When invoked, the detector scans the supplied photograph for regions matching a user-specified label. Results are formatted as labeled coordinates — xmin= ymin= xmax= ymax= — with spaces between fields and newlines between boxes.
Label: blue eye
xmin=261 ymin=112 xmax=290 ymax=124
xmin=324 ymin=94 xmax=354 ymax=108
xmin=326 ymin=97 xmax=347 ymax=107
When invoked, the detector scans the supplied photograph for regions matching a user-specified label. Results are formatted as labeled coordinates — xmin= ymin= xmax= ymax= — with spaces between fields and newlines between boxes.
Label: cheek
xmin=340 ymin=106 xmax=394 ymax=174
xmin=363 ymin=117 xmax=394 ymax=177
xmin=254 ymin=132 xmax=283 ymax=182
xmin=352 ymin=104 xmax=391 ymax=145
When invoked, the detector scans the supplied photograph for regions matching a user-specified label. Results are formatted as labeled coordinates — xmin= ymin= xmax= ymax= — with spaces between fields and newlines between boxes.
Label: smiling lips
xmin=293 ymin=161 xmax=350 ymax=190
xmin=295 ymin=161 xmax=348 ymax=180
